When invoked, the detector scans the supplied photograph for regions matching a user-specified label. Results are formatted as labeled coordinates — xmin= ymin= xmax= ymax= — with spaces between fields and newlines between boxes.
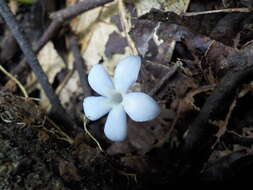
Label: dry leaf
xmin=37 ymin=42 xmax=65 ymax=83
xmin=68 ymin=1 xmax=132 ymax=74
xmin=135 ymin=0 xmax=190 ymax=16
xmin=59 ymin=71 xmax=82 ymax=106
xmin=26 ymin=41 xmax=65 ymax=110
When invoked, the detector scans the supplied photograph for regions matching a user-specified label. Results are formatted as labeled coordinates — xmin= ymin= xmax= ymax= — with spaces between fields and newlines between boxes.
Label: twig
xmin=69 ymin=35 xmax=92 ymax=97
xmin=51 ymin=0 xmax=113 ymax=20
xmin=39 ymin=0 xmax=114 ymax=53
xmin=0 ymin=0 xmax=78 ymax=133
xmin=33 ymin=21 xmax=60 ymax=54
xmin=56 ymin=69 xmax=75 ymax=95
xmin=228 ymin=130 xmax=253 ymax=147
xmin=0 ymin=65 xmax=28 ymax=98
xmin=183 ymin=8 xmax=251 ymax=16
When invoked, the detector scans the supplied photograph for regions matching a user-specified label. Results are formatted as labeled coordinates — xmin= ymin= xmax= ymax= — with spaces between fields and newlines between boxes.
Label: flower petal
xmin=88 ymin=64 xmax=114 ymax=96
xmin=104 ymin=105 xmax=127 ymax=141
xmin=114 ymin=56 xmax=141 ymax=93
xmin=83 ymin=96 xmax=112 ymax=121
xmin=122 ymin=92 xmax=160 ymax=122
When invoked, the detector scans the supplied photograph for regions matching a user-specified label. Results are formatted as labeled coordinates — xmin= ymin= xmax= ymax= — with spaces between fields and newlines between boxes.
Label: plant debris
xmin=1 ymin=0 xmax=253 ymax=188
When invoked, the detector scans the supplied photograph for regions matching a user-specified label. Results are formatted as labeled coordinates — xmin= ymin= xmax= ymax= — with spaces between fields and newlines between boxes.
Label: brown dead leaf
xmin=179 ymin=85 xmax=215 ymax=113
xmin=107 ymin=116 xmax=170 ymax=155
xmin=128 ymin=122 xmax=159 ymax=154
xmin=212 ymin=97 xmax=237 ymax=148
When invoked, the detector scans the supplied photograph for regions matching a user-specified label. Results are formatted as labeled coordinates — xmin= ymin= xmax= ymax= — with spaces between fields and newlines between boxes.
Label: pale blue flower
xmin=83 ymin=56 xmax=160 ymax=141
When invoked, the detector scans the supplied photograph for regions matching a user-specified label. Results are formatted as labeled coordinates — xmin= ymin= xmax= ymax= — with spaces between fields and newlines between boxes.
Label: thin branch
xmin=12 ymin=0 xmax=114 ymax=79
xmin=56 ymin=69 xmax=75 ymax=95
xmin=183 ymin=8 xmax=251 ymax=16
xmin=228 ymin=130 xmax=253 ymax=147
xmin=0 ymin=0 xmax=78 ymax=133
xmin=36 ymin=0 xmax=114 ymax=55
xmin=51 ymin=0 xmax=114 ymax=21
xmin=34 ymin=21 xmax=60 ymax=53
xmin=69 ymin=35 xmax=92 ymax=97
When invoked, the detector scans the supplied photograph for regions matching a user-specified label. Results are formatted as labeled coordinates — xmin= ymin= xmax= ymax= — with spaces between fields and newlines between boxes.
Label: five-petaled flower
xmin=83 ymin=56 xmax=160 ymax=141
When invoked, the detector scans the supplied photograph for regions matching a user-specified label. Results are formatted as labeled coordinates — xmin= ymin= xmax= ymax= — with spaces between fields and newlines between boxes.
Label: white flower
xmin=83 ymin=56 xmax=160 ymax=141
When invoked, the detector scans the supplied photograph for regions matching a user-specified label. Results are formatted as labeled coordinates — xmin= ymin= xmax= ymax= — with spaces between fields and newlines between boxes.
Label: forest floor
xmin=1 ymin=0 xmax=253 ymax=189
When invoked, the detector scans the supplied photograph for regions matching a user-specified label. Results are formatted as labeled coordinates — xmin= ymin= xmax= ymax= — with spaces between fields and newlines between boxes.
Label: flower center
xmin=110 ymin=92 xmax=123 ymax=104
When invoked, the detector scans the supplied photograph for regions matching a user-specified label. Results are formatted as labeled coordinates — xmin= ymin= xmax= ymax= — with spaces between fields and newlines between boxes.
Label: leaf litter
xmin=1 ymin=0 xmax=253 ymax=187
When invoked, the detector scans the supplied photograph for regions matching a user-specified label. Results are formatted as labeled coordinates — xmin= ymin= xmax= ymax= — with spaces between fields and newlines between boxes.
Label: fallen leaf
xmin=26 ymin=41 xmax=65 ymax=110
xmin=135 ymin=0 xmax=190 ymax=16
xmin=59 ymin=71 xmax=82 ymax=106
